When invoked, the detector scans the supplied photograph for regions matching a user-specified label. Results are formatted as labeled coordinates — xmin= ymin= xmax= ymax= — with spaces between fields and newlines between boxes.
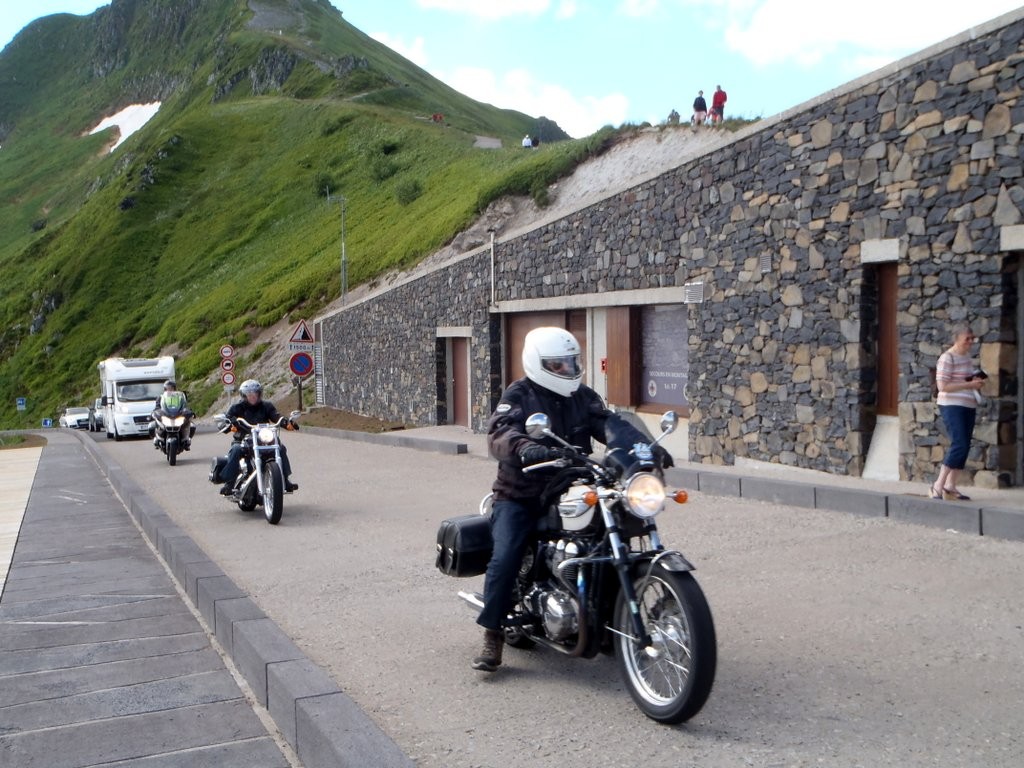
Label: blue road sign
xmin=289 ymin=352 xmax=314 ymax=378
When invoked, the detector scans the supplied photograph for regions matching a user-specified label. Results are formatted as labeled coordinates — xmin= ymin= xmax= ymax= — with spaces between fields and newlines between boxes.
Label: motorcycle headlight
xmin=162 ymin=416 xmax=185 ymax=427
xmin=624 ymin=472 xmax=666 ymax=519
xmin=256 ymin=427 xmax=276 ymax=445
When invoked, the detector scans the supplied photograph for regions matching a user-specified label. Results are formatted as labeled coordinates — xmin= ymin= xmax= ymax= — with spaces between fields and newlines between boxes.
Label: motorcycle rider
xmin=473 ymin=327 xmax=672 ymax=671
xmin=219 ymin=379 xmax=299 ymax=495
xmin=152 ymin=379 xmax=196 ymax=447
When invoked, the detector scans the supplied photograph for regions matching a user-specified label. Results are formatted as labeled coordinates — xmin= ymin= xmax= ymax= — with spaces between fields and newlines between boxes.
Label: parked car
xmin=88 ymin=398 xmax=105 ymax=432
xmin=59 ymin=406 xmax=91 ymax=429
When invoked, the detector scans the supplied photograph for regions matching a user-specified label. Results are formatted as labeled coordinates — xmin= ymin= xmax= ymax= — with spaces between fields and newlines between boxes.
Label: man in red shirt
xmin=711 ymin=85 xmax=727 ymax=125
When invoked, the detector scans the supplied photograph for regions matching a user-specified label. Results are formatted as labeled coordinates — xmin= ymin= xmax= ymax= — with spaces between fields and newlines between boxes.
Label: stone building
xmin=315 ymin=8 xmax=1023 ymax=487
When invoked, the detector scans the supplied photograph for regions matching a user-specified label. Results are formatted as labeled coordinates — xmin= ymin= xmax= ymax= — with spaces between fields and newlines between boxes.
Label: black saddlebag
xmin=435 ymin=514 xmax=492 ymax=577
xmin=209 ymin=456 xmax=228 ymax=484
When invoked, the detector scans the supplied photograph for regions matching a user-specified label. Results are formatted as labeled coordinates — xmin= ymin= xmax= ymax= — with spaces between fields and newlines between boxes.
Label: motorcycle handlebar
xmin=233 ymin=416 xmax=289 ymax=430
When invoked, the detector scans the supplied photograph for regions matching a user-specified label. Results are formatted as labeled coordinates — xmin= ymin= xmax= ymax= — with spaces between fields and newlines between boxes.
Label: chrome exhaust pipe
xmin=457 ymin=590 xmax=485 ymax=611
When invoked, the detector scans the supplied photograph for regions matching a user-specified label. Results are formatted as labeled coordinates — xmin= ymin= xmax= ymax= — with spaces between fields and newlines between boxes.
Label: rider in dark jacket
xmin=219 ymin=379 xmax=298 ymax=494
xmin=472 ymin=327 xmax=670 ymax=672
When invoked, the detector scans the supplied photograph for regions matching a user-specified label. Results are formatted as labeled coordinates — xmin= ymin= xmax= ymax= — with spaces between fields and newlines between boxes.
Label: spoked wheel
xmin=166 ymin=437 xmax=177 ymax=466
xmin=262 ymin=461 xmax=284 ymax=525
xmin=613 ymin=564 xmax=716 ymax=724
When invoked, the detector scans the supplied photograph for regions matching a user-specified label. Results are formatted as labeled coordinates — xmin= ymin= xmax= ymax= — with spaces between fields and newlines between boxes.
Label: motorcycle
xmin=436 ymin=411 xmax=716 ymax=724
xmin=150 ymin=391 xmax=194 ymax=466
xmin=209 ymin=412 xmax=300 ymax=525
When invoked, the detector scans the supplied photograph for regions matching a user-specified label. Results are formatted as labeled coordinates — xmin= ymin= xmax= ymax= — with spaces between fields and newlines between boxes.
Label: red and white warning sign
xmin=288 ymin=320 xmax=315 ymax=351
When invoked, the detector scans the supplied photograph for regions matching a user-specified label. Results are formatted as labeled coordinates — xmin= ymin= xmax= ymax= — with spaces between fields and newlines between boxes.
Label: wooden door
xmin=877 ymin=263 xmax=898 ymax=416
xmin=452 ymin=337 xmax=469 ymax=427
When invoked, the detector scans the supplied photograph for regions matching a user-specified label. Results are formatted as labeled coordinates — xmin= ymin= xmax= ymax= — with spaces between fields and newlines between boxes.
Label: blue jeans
xmin=222 ymin=439 xmax=292 ymax=485
xmin=939 ymin=405 xmax=976 ymax=470
xmin=477 ymin=499 xmax=540 ymax=631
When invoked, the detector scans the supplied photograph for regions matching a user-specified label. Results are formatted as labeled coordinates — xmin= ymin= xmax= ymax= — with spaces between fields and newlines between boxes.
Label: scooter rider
xmin=219 ymin=379 xmax=299 ymax=495
xmin=473 ymin=327 xmax=672 ymax=672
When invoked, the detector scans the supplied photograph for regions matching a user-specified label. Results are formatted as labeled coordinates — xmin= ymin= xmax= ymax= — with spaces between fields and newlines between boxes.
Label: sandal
xmin=943 ymin=488 xmax=971 ymax=501
xmin=928 ymin=486 xmax=943 ymax=500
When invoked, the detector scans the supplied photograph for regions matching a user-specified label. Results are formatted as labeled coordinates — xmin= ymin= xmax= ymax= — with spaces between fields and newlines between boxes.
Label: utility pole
xmin=326 ymin=187 xmax=347 ymax=303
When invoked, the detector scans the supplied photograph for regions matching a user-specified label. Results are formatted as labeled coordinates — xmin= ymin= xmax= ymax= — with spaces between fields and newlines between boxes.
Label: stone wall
xmin=319 ymin=251 xmax=500 ymax=428
xmin=318 ymin=11 xmax=1023 ymax=483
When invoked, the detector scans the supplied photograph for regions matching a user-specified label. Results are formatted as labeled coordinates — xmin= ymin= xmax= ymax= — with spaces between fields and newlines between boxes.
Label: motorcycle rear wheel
xmin=166 ymin=437 xmax=177 ymax=466
xmin=613 ymin=564 xmax=716 ymax=724
xmin=262 ymin=461 xmax=284 ymax=525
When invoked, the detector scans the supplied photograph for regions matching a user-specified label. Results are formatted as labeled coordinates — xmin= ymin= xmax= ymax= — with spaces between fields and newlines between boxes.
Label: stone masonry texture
xmin=319 ymin=13 xmax=1023 ymax=485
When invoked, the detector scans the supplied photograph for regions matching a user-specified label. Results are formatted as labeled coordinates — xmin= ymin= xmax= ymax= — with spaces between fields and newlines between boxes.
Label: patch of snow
xmin=88 ymin=102 xmax=161 ymax=152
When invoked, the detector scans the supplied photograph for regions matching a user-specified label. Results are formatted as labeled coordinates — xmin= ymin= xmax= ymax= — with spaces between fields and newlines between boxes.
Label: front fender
xmin=637 ymin=549 xmax=695 ymax=573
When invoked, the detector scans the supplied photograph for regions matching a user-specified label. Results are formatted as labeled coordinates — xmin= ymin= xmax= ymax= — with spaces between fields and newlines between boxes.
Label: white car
xmin=59 ymin=407 xmax=91 ymax=429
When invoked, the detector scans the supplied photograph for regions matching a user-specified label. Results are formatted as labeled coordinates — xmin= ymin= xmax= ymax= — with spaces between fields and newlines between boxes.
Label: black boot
xmin=471 ymin=629 xmax=504 ymax=672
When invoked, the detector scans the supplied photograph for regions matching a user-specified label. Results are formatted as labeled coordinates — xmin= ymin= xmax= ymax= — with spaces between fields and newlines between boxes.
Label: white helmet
xmin=522 ymin=327 xmax=584 ymax=397
xmin=239 ymin=379 xmax=263 ymax=397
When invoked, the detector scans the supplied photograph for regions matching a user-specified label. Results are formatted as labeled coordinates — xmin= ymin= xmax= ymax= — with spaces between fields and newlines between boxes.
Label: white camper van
xmin=98 ymin=356 xmax=175 ymax=441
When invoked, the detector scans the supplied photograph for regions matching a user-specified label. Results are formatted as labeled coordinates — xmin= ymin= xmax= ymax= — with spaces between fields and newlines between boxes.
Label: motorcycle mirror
xmin=659 ymin=411 xmax=679 ymax=435
xmin=289 ymin=410 xmax=301 ymax=420
xmin=525 ymin=413 xmax=551 ymax=438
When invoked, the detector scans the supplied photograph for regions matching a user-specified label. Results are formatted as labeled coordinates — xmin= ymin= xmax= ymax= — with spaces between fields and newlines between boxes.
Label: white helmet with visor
xmin=522 ymin=327 xmax=584 ymax=397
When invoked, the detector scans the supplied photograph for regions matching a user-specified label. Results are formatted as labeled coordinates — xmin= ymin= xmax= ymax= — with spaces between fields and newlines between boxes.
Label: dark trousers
xmin=939 ymin=405 xmax=976 ymax=470
xmin=477 ymin=499 xmax=538 ymax=631
xmin=222 ymin=440 xmax=292 ymax=485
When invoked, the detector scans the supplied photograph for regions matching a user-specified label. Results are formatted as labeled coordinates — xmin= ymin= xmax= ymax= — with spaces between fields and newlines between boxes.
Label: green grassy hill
xmin=0 ymin=0 xmax=621 ymax=426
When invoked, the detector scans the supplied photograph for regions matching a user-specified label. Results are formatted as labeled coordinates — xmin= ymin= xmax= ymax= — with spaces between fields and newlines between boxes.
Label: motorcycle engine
xmin=527 ymin=586 xmax=579 ymax=642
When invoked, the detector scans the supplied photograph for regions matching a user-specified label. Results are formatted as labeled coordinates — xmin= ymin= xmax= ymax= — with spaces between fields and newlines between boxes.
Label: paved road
xmin=86 ymin=426 xmax=1024 ymax=768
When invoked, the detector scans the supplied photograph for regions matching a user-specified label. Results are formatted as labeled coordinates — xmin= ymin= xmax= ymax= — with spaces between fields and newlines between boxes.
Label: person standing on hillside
xmin=692 ymin=90 xmax=708 ymax=126
xmin=711 ymin=85 xmax=727 ymax=125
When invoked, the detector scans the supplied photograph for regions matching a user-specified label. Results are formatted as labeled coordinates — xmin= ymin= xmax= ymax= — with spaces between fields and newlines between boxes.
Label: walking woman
xmin=930 ymin=325 xmax=985 ymax=500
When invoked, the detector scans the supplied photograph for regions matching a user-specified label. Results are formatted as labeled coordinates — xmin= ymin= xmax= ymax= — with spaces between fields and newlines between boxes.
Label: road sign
xmin=222 ymin=371 xmax=236 ymax=386
xmin=289 ymin=352 xmax=314 ymax=378
xmin=42 ymin=418 xmax=52 ymax=428
xmin=220 ymin=358 xmax=235 ymax=372
xmin=16 ymin=397 xmax=26 ymax=411
xmin=290 ymin=320 xmax=314 ymax=344
xmin=220 ymin=344 xmax=235 ymax=358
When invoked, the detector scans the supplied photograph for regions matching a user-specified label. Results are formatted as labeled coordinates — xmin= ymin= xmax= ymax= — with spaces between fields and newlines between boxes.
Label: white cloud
xmin=415 ymin=0 xmax=550 ymax=19
xmin=555 ymin=0 xmax=579 ymax=19
xmin=700 ymin=0 xmax=1024 ymax=71
xmin=447 ymin=66 xmax=628 ymax=137
xmin=619 ymin=0 xmax=660 ymax=16
xmin=370 ymin=32 xmax=429 ymax=67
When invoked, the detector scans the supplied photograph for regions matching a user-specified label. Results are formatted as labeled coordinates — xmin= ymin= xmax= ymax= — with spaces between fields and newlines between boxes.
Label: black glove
xmin=519 ymin=444 xmax=562 ymax=466
xmin=652 ymin=444 xmax=674 ymax=468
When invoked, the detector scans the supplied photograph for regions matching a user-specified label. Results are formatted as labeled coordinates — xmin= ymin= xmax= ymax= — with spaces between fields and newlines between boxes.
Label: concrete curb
xmin=302 ymin=425 xmax=468 ymax=455
xmin=665 ymin=465 xmax=1024 ymax=541
xmin=74 ymin=432 xmax=416 ymax=768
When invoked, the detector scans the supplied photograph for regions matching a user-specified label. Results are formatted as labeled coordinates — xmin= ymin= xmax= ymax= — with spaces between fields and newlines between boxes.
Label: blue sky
xmin=2 ymin=1 xmax=1022 ymax=137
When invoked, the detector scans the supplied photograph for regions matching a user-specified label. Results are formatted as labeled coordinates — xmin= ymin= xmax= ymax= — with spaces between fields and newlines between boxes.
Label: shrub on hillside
xmin=395 ymin=179 xmax=423 ymax=205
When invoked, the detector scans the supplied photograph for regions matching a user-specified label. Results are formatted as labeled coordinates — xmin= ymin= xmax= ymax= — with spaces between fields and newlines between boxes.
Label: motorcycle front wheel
xmin=613 ymin=563 xmax=716 ymax=724
xmin=166 ymin=437 xmax=177 ymax=466
xmin=262 ymin=461 xmax=283 ymax=525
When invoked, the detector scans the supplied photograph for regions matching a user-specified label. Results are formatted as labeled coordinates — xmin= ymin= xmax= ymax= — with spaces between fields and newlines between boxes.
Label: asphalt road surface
xmin=90 ymin=428 xmax=1024 ymax=768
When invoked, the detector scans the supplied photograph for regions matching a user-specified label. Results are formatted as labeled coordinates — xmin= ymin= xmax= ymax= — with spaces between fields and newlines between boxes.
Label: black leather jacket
xmin=225 ymin=399 xmax=284 ymax=440
xmin=487 ymin=378 xmax=650 ymax=501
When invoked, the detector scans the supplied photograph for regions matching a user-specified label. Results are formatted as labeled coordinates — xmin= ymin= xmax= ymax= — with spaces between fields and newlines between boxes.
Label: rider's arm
xmin=487 ymin=391 xmax=533 ymax=466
